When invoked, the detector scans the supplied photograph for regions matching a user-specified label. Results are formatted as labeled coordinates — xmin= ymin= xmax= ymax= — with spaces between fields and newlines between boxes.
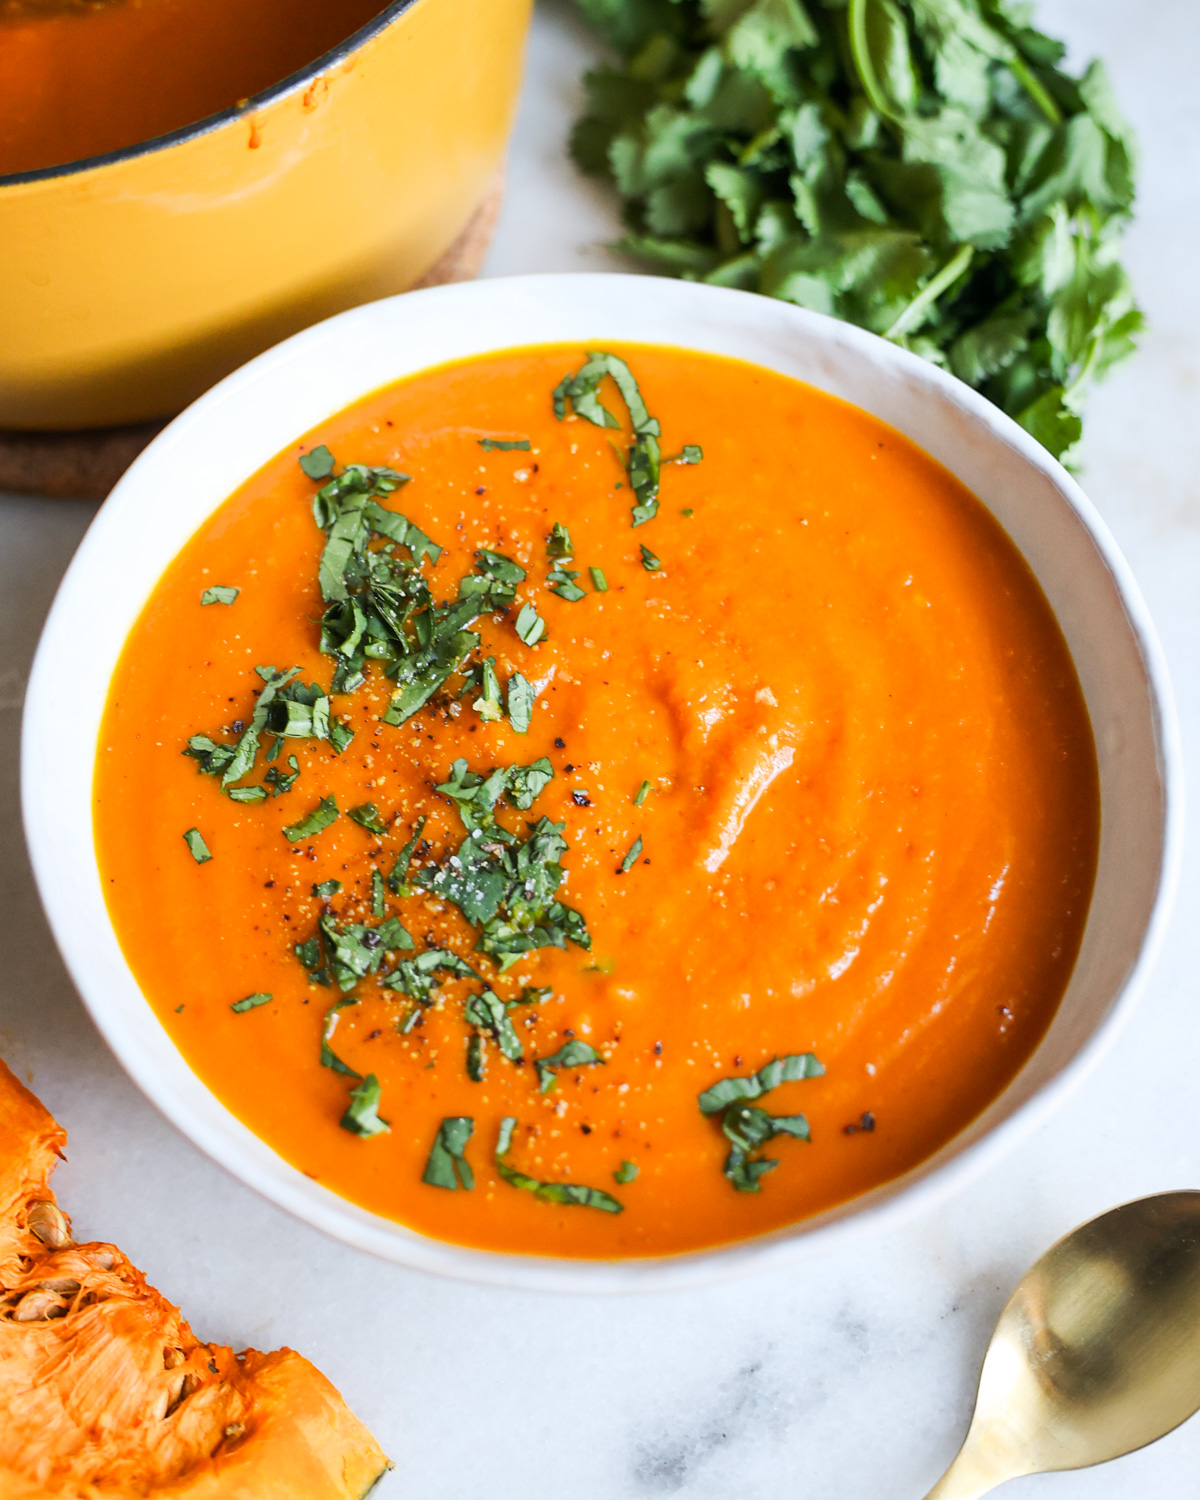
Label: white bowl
xmin=22 ymin=274 xmax=1182 ymax=1292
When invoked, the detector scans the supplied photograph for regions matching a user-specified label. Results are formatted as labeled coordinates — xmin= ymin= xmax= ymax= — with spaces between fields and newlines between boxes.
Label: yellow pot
xmin=0 ymin=0 xmax=532 ymax=430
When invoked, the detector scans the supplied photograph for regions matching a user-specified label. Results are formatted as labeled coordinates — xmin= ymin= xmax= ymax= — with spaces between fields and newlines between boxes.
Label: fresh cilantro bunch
xmin=570 ymin=0 xmax=1142 ymax=463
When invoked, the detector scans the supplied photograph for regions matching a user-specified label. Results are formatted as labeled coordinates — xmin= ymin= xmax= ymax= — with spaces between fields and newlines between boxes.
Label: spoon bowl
xmin=928 ymin=1191 xmax=1200 ymax=1498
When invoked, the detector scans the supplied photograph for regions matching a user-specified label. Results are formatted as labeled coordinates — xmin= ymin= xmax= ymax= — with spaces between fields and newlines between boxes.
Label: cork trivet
xmin=0 ymin=168 xmax=505 ymax=502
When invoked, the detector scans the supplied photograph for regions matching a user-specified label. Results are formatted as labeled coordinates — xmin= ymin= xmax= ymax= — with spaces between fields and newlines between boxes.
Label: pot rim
xmin=0 ymin=0 xmax=418 ymax=190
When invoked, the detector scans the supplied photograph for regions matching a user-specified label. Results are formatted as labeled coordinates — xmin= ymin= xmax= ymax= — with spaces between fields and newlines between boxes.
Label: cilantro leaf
xmin=464 ymin=988 xmax=525 ymax=1064
xmin=299 ymin=445 xmax=336 ymax=480
xmin=515 ymin=602 xmax=546 ymax=647
xmin=470 ymin=656 xmax=503 ymax=722
xmin=547 ymin=522 xmax=574 ymax=559
xmin=507 ymin=672 xmax=535 ymax=733
xmin=283 ymin=794 xmax=339 ymax=843
xmin=230 ymin=992 xmax=272 ymax=1013
xmin=320 ymin=998 xmax=361 ymax=1078
xmin=639 ymin=544 xmax=661 ymax=572
xmin=534 ymin=1039 xmax=604 ymax=1093
xmin=423 ymin=1116 xmax=475 ymax=1189
xmin=548 ymin=565 xmax=588 ymax=602
xmin=348 ymin=802 xmax=388 ymax=836
xmin=387 ymin=816 xmax=427 ymax=895
xmin=382 ymin=948 xmax=479 ymax=1005
xmin=478 ymin=437 xmax=531 ymax=451
xmin=340 ymin=1073 xmax=389 ymax=1137
xmin=554 ymin=350 xmax=701 ymax=525
xmin=494 ymin=1117 xmax=624 ymax=1213
xmin=614 ymin=1160 xmax=639 ymax=1184
xmin=417 ymin=760 xmax=589 ymax=970
xmin=569 ymin=0 xmax=1141 ymax=465
xmin=590 ymin=566 xmax=609 ymax=592
xmin=697 ymin=1051 xmax=824 ymax=1191
xmin=619 ymin=835 xmax=643 ymax=873
xmin=697 ymin=1052 xmax=825 ymax=1114
xmin=200 ymin=585 xmax=239 ymax=606
xmin=634 ymin=780 xmax=651 ymax=806
xmin=183 ymin=828 xmax=212 ymax=863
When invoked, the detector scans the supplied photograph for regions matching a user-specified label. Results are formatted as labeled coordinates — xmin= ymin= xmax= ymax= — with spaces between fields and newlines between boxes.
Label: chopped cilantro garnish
xmin=283 ymin=794 xmax=339 ymax=843
xmin=676 ymin=445 xmax=703 ymax=465
xmin=697 ymin=1053 xmax=825 ymax=1114
xmin=312 ymin=879 xmax=342 ymax=900
xmin=634 ymin=780 xmax=650 ymax=807
xmin=329 ymin=719 xmax=355 ymax=754
xmin=720 ymin=1105 xmax=812 ymax=1192
xmin=376 ymin=916 xmax=410 ymax=950
xmin=698 ymin=1053 xmax=825 ymax=1192
xmin=382 ymin=947 xmax=478 ymax=1005
xmin=298 ymin=445 xmax=335 ymax=480
xmin=230 ymin=992 xmax=272 ymax=1013
xmin=417 ymin=759 xmax=589 ymax=970
xmin=639 ymin=545 xmax=661 ymax=572
xmin=471 ymin=656 xmax=503 ymax=722
xmin=200 ymin=585 xmax=239 ymax=606
xmin=619 ymin=836 xmax=643 ymax=873
xmin=183 ymin=828 xmax=211 ymax=863
xmin=506 ymin=757 xmax=554 ymax=808
xmin=464 ymin=988 xmax=525 ymax=1065
xmin=495 ymin=1117 xmax=623 ymax=1213
xmin=507 ymin=673 xmax=535 ymax=733
xmin=320 ymin=998 xmax=361 ymax=1078
xmin=614 ymin=1160 xmax=639 ymax=1184
xmin=589 ymin=566 xmax=608 ymax=592
xmin=681 ymin=508 xmax=694 ymax=518
xmin=185 ymin=666 xmax=350 ymax=796
xmin=299 ymin=905 xmax=414 ymax=993
xmin=348 ymin=802 xmax=388 ymax=837
xmin=548 ymin=566 xmax=587 ymax=602
xmin=264 ymin=754 xmax=300 ymax=796
xmin=553 ymin=352 xmax=699 ymax=527
xmin=475 ymin=549 xmax=526 ymax=588
xmin=340 ymin=1073 xmax=389 ymax=1137
xmin=547 ymin=522 xmax=574 ymax=559
xmin=478 ymin=438 xmax=531 ymax=452
xmin=301 ymin=451 xmax=508 ymax=730
xmin=514 ymin=602 xmax=546 ymax=647
xmin=423 ymin=1116 xmax=475 ymax=1189
xmin=387 ymin=816 xmax=426 ymax=895
xmin=371 ymin=869 xmax=385 ymax=918
xmin=227 ymin=785 xmax=268 ymax=803
xmin=534 ymin=1039 xmax=604 ymax=1093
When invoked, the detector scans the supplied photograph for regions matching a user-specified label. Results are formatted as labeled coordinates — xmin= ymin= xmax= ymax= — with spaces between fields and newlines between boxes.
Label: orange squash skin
xmin=93 ymin=344 xmax=1100 ymax=1259
xmin=0 ymin=1058 xmax=388 ymax=1499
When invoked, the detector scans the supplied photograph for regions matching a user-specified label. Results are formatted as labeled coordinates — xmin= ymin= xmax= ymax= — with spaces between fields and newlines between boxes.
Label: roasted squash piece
xmin=0 ymin=1059 xmax=389 ymax=1498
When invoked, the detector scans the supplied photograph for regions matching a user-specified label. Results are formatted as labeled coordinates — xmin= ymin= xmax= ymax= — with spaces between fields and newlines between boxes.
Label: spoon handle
xmin=921 ymin=1441 xmax=1005 ymax=1500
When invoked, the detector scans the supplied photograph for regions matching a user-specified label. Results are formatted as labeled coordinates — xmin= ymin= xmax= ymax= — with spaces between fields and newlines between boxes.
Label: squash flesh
xmin=0 ymin=1059 xmax=389 ymax=1498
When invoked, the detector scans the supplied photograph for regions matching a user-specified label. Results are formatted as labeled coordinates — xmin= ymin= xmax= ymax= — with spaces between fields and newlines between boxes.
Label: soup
xmin=94 ymin=345 xmax=1099 ymax=1259
xmin=0 ymin=0 xmax=384 ymax=178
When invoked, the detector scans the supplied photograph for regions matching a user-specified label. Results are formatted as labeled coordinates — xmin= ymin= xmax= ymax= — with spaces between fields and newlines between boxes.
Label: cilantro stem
xmin=1007 ymin=54 xmax=1064 ymax=128
xmin=847 ymin=0 xmax=903 ymax=123
xmin=885 ymin=243 xmax=975 ymax=341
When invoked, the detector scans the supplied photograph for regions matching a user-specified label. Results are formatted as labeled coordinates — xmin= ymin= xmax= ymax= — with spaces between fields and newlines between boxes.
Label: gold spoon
xmin=925 ymin=1191 xmax=1200 ymax=1498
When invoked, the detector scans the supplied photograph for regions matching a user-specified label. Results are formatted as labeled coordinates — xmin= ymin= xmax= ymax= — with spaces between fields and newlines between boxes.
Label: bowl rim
xmin=0 ymin=0 xmax=419 ymax=190
xmin=21 ymin=272 xmax=1184 ymax=1293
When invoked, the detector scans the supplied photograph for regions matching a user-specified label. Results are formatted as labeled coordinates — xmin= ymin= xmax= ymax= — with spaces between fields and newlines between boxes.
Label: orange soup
xmin=94 ymin=345 xmax=1099 ymax=1259
xmin=0 ymin=0 xmax=384 ymax=178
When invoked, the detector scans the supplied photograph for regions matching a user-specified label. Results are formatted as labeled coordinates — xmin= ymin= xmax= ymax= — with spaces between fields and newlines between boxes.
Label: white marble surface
xmin=3 ymin=2 xmax=1199 ymax=1494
